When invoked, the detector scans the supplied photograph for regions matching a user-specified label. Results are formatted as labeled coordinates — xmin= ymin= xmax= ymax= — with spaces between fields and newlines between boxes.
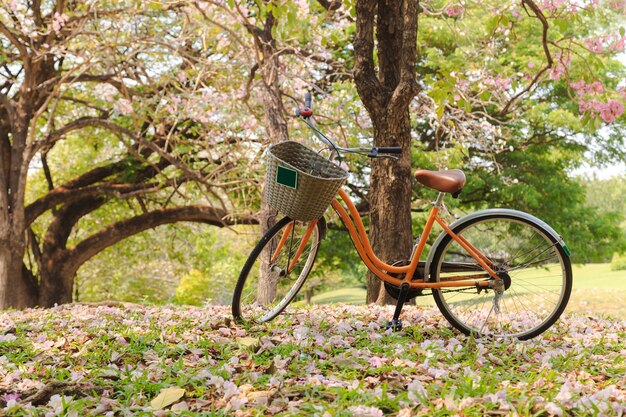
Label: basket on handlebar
xmin=264 ymin=141 xmax=348 ymax=221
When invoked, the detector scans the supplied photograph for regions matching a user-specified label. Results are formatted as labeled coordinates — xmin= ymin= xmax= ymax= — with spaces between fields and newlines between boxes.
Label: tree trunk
xmin=0 ymin=237 xmax=38 ymax=309
xmin=354 ymin=0 xmax=419 ymax=304
xmin=244 ymin=9 xmax=289 ymax=304
xmin=37 ymin=254 xmax=74 ymax=307
xmin=366 ymin=114 xmax=414 ymax=304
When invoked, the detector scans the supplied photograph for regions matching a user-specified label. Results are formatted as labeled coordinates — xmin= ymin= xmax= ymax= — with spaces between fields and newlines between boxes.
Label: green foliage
xmin=76 ymin=226 xmax=188 ymax=304
xmin=173 ymin=226 xmax=255 ymax=306
xmin=313 ymin=227 xmax=368 ymax=290
xmin=611 ymin=253 xmax=626 ymax=271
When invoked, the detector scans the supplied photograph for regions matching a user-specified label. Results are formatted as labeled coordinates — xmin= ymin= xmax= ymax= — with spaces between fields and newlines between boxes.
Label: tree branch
xmin=25 ymin=156 xmax=173 ymax=226
xmin=390 ymin=0 xmax=420 ymax=111
xmin=499 ymin=0 xmax=553 ymax=115
xmin=65 ymin=205 xmax=256 ymax=269
xmin=353 ymin=0 xmax=385 ymax=115
xmin=0 ymin=20 xmax=28 ymax=59
xmin=0 ymin=93 xmax=17 ymax=129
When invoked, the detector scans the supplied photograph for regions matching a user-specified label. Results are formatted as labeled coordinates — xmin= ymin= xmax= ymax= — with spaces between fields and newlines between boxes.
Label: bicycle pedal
xmin=385 ymin=319 xmax=403 ymax=332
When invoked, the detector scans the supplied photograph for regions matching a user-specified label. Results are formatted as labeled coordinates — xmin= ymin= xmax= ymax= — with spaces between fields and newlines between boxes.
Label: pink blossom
xmin=585 ymin=37 xmax=605 ymax=53
xmin=548 ymin=63 xmax=566 ymax=80
xmin=570 ymin=80 xmax=586 ymax=95
xmin=2 ymin=393 xmax=20 ymax=403
xmin=590 ymin=81 xmax=604 ymax=94
xmin=0 ymin=334 xmax=16 ymax=342
xmin=485 ymin=76 xmax=511 ymax=91
xmin=540 ymin=0 xmax=565 ymax=13
xmin=545 ymin=402 xmax=564 ymax=416
xmin=608 ymin=0 xmax=626 ymax=9
xmin=584 ymin=33 xmax=626 ymax=53
xmin=570 ymin=80 xmax=605 ymax=97
xmin=408 ymin=379 xmax=427 ymax=403
xmin=115 ymin=98 xmax=133 ymax=115
xmin=52 ymin=13 xmax=68 ymax=34
xmin=555 ymin=381 xmax=574 ymax=404
xmin=548 ymin=53 xmax=570 ymax=81
xmin=598 ymin=99 xmax=624 ymax=123
xmin=444 ymin=5 xmax=465 ymax=16
xmin=222 ymin=381 xmax=239 ymax=400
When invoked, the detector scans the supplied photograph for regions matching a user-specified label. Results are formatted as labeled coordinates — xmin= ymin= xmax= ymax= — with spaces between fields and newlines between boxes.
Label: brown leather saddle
xmin=414 ymin=169 xmax=466 ymax=197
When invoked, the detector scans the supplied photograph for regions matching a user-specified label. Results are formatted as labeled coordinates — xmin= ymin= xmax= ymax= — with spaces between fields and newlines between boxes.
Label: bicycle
xmin=232 ymin=93 xmax=572 ymax=340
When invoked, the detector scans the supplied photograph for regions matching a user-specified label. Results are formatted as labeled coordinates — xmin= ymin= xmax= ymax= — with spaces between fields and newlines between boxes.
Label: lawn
xmin=311 ymin=263 xmax=626 ymax=319
xmin=0 ymin=264 xmax=624 ymax=416
xmin=1 ymin=303 xmax=625 ymax=416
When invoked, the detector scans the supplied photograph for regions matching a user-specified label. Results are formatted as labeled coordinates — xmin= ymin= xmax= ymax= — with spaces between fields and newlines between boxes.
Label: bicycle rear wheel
xmin=429 ymin=212 xmax=572 ymax=340
xmin=232 ymin=216 xmax=324 ymax=324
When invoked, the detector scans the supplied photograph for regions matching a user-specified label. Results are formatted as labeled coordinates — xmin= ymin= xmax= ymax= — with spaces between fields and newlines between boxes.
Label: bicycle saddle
xmin=414 ymin=169 xmax=466 ymax=195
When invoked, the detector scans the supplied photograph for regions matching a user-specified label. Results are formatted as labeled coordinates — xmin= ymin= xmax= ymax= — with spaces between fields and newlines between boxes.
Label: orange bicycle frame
xmin=270 ymin=188 xmax=500 ymax=289
xmin=329 ymin=189 xmax=500 ymax=290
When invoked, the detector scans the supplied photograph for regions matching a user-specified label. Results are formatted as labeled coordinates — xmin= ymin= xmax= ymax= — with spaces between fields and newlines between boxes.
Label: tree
xmin=406 ymin=0 xmax=626 ymax=262
xmin=0 ymin=1 xmax=258 ymax=308
xmin=353 ymin=0 xmax=420 ymax=304
xmin=351 ymin=0 xmax=625 ymax=304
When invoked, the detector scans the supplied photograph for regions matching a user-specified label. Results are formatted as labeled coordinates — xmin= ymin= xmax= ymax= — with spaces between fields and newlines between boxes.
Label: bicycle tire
xmin=429 ymin=212 xmax=572 ymax=340
xmin=232 ymin=216 xmax=324 ymax=324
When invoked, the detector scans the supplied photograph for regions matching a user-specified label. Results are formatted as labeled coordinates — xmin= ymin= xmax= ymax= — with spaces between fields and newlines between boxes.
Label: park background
xmin=2 ymin=0 xmax=623 ymax=312
xmin=1 ymin=0 xmax=626 ymax=415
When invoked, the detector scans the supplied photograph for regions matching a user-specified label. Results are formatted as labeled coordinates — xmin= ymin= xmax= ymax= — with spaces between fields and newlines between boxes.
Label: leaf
xmin=237 ymin=336 xmax=260 ymax=351
xmin=150 ymin=387 xmax=185 ymax=410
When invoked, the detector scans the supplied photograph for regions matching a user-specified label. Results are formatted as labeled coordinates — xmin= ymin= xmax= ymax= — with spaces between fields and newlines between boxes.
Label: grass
xmin=311 ymin=263 xmax=626 ymax=319
xmin=1 ymin=303 xmax=624 ymax=416
xmin=0 ymin=265 xmax=624 ymax=415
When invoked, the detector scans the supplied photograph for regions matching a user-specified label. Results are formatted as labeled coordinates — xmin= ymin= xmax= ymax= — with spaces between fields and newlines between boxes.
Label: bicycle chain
xmin=413 ymin=286 xmax=489 ymax=297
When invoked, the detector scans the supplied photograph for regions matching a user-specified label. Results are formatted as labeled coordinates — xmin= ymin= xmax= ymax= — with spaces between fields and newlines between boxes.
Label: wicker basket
xmin=264 ymin=141 xmax=348 ymax=221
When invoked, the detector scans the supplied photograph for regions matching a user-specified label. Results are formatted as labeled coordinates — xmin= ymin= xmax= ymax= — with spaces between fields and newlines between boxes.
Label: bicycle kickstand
xmin=385 ymin=283 xmax=410 ymax=332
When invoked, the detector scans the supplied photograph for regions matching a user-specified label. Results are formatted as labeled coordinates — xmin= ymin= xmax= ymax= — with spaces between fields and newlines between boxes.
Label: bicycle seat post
xmin=433 ymin=192 xmax=446 ymax=208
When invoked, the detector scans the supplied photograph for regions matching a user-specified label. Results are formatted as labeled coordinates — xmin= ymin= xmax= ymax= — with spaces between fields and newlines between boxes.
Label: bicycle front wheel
xmin=429 ymin=212 xmax=572 ymax=340
xmin=232 ymin=216 xmax=324 ymax=324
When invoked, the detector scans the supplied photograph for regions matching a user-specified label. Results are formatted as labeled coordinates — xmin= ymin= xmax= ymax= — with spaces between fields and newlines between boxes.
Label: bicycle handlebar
xmin=297 ymin=92 xmax=402 ymax=159
xmin=374 ymin=147 xmax=402 ymax=154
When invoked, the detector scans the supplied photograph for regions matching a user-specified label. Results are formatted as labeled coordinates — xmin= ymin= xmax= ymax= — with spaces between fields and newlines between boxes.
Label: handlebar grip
xmin=305 ymin=91 xmax=312 ymax=109
xmin=368 ymin=146 xmax=402 ymax=158
xmin=377 ymin=147 xmax=402 ymax=154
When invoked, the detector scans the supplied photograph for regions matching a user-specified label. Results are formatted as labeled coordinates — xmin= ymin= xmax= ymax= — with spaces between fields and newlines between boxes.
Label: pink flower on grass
xmin=2 ymin=393 xmax=20 ymax=409
xmin=368 ymin=356 xmax=386 ymax=368
xmin=348 ymin=405 xmax=384 ymax=417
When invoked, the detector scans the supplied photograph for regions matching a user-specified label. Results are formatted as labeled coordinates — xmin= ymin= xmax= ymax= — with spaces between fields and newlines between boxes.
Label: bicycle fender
xmin=318 ymin=216 xmax=328 ymax=240
xmin=423 ymin=208 xmax=570 ymax=281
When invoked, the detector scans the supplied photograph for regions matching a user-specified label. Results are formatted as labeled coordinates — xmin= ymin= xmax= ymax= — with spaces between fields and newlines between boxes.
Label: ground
xmin=1 ymin=303 xmax=625 ymax=416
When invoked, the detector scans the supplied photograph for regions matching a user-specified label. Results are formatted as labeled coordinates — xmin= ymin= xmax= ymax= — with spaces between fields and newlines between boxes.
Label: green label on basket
xmin=276 ymin=165 xmax=298 ymax=189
